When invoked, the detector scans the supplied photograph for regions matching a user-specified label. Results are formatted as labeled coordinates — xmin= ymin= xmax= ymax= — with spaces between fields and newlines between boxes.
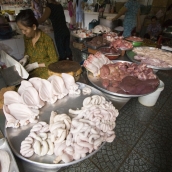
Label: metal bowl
xmin=71 ymin=30 xmax=96 ymax=43
xmin=87 ymin=60 xmax=160 ymax=98
xmin=73 ymin=36 xmax=95 ymax=43
xmin=132 ymin=41 xmax=143 ymax=47
xmin=125 ymin=37 xmax=143 ymax=47
xmin=98 ymin=46 xmax=120 ymax=60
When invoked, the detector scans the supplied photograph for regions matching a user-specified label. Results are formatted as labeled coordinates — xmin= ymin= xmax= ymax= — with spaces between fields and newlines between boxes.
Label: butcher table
xmin=0 ymin=54 xmax=131 ymax=172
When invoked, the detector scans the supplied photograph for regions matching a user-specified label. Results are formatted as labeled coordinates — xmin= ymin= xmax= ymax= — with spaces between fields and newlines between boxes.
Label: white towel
xmin=0 ymin=50 xmax=29 ymax=79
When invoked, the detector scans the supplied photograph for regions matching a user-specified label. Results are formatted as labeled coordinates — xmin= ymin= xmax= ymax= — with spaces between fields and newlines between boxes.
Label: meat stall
xmin=1 ymin=23 xmax=172 ymax=172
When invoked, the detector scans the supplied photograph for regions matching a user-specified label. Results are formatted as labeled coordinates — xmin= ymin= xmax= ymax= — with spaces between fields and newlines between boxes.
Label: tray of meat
xmin=98 ymin=46 xmax=120 ymax=60
xmin=125 ymin=36 xmax=143 ymax=47
xmin=125 ymin=36 xmax=143 ymax=42
xmin=103 ymin=32 xmax=118 ymax=42
xmin=87 ymin=60 xmax=160 ymax=97
xmin=71 ymin=29 xmax=96 ymax=42
xmin=126 ymin=47 xmax=172 ymax=70
xmin=111 ymin=38 xmax=133 ymax=50
xmin=86 ymin=36 xmax=109 ymax=49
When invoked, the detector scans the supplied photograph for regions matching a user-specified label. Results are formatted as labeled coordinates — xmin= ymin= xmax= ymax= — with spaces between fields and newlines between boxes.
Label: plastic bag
xmin=89 ymin=19 xmax=99 ymax=30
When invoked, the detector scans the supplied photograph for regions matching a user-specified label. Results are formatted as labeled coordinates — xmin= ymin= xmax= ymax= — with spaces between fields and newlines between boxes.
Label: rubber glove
xmin=25 ymin=62 xmax=39 ymax=72
xmin=19 ymin=55 xmax=29 ymax=66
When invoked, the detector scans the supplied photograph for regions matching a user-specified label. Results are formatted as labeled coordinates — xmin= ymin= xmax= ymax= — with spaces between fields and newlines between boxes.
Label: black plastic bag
xmin=89 ymin=19 xmax=99 ymax=30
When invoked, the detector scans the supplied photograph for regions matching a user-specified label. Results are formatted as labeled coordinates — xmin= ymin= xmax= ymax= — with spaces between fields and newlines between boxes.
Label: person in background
xmin=16 ymin=9 xmax=58 ymax=79
xmin=163 ymin=4 xmax=172 ymax=28
xmin=38 ymin=0 xmax=73 ymax=61
xmin=74 ymin=0 xmax=85 ymax=29
xmin=0 ymin=15 xmax=13 ymax=40
xmin=68 ymin=0 xmax=75 ymax=29
xmin=112 ymin=0 xmax=141 ymax=38
xmin=31 ymin=0 xmax=43 ymax=19
xmin=144 ymin=16 xmax=162 ymax=40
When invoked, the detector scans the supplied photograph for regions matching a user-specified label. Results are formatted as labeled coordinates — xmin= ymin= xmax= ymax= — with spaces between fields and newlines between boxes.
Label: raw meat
xmin=48 ymin=75 xmax=69 ymax=99
xmin=99 ymin=62 xmax=158 ymax=95
xmin=119 ymin=76 xmax=159 ymax=95
xmin=86 ymin=36 xmax=108 ymax=49
xmin=133 ymin=47 xmax=172 ymax=66
xmin=111 ymin=38 xmax=133 ymax=50
xmin=125 ymin=36 xmax=143 ymax=42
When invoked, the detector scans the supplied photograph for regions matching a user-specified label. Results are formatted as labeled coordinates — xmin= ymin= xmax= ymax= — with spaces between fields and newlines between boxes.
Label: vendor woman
xmin=112 ymin=0 xmax=141 ymax=38
xmin=16 ymin=9 xmax=58 ymax=79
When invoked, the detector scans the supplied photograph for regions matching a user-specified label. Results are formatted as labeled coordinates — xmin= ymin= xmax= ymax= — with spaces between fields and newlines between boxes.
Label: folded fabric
xmin=0 ymin=50 xmax=29 ymax=79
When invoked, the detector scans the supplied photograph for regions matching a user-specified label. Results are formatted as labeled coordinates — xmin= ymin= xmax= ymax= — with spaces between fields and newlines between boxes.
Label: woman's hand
xmin=25 ymin=62 xmax=39 ymax=72
xmin=19 ymin=55 xmax=29 ymax=66
xmin=25 ymin=62 xmax=45 ymax=72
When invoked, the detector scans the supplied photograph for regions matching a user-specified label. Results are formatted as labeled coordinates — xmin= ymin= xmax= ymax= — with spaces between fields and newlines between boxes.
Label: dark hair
xmin=151 ymin=16 xmax=157 ymax=21
xmin=167 ymin=4 xmax=172 ymax=11
xmin=16 ymin=9 xmax=39 ymax=28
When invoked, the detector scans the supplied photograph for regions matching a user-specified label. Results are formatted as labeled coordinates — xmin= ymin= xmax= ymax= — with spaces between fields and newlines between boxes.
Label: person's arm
xmin=38 ymin=7 xmax=51 ymax=24
xmin=136 ymin=9 xmax=141 ymax=32
xmin=31 ymin=1 xmax=35 ymax=10
xmin=112 ymin=6 xmax=127 ymax=21
xmin=69 ymin=2 xmax=74 ymax=16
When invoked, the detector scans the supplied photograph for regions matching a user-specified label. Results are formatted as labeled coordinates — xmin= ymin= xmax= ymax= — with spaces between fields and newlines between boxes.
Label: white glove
xmin=19 ymin=55 xmax=29 ymax=66
xmin=25 ymin=62 xmax=39 ymax=72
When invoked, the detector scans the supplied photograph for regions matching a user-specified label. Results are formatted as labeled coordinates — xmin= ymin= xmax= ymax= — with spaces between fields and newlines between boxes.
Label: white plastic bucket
xmin=138 ymin=80 xmax=164 ymax=107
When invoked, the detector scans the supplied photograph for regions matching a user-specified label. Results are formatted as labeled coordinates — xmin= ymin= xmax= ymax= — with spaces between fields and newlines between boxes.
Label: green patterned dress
xmin=24 ymin=30 xmax=58 ymax=79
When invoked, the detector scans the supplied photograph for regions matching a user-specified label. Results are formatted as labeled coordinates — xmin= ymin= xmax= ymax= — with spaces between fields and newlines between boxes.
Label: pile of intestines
xmin=20 ymin=95 xmax=118 ymax=163
xmin=84 ymin=52 xmax=159 ymax=95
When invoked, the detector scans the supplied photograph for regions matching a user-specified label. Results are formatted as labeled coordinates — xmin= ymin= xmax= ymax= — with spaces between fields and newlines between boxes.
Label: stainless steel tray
xmin=125 ymin=37 xmax=143 ymax=42
xmin=0 ymin=138 xmax=19 ymax=172
xmin=126 ymin=47 xmax=172 ymax=70
xmin=87 ymin=43 xmax=108 ymax=50
xmin=5 ymin=83 xmax=106 ymax=169
xmin=71 ymin=31 xmax=96 ymax=42
xmin=87 ymin=60 xmax=159 ymax=98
